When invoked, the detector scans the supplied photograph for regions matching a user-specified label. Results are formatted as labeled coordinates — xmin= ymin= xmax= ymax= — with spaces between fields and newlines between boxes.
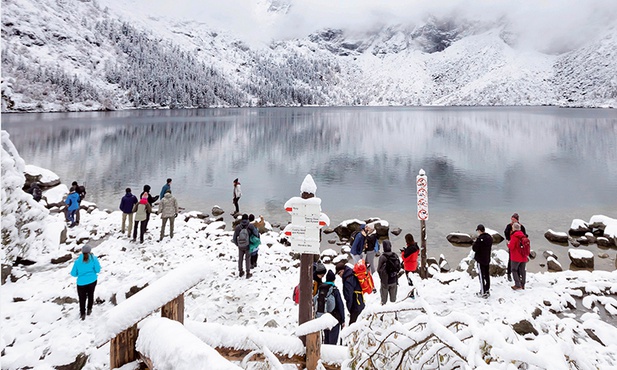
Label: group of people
xmin=232 ymin=213 xmax=263 ymax=279
xmin=64 ymin=181 xmax=86 ymax=228
xmin=118 ymin=179 xmax=178 ymax=243
xmin=472 ymin=213 xmax=530 ymax=298
xmin=307 ymin=227 xmax=421 ymax=345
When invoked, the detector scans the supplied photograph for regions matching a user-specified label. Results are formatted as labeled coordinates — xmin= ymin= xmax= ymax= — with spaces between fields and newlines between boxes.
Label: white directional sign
xmin=284 ymin=197 xmax=329 ymax=254
xmin=417 ymin=169 xmax=429 ymax=221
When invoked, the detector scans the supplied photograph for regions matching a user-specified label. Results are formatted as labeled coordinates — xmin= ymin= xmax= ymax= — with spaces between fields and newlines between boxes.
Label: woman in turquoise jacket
xmin=70 ymin=245 xmax=101 ymax=320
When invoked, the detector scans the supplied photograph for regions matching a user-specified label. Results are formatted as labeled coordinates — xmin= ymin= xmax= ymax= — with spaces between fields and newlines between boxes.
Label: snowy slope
xmin=1 ymin=0 xmax=616 ymax=111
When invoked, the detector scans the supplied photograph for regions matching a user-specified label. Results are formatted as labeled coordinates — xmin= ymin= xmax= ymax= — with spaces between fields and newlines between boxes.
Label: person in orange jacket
xmin=401 ymin=233 xmax=420 ymax=298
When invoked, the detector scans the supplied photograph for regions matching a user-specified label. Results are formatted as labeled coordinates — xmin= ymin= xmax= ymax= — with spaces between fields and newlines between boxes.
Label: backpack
xmin=237 ymin=225 xmax=250 ymax=248
xmin=520 ymin=235 xmax=531 ymax=260
xmin=76 ymin=185 xmax=86 ymax=202
xmin=292 ymin=284 xmax=300 ymax=304
xmin=313 ymin=284 xmax=336 ymax=317
xmin=353 ymin=259 xmax=375 ymax=294
xmin=385 ymin=253 xmax=401 ymax=277
xmin=349 ymin=230 xmax=360 ymax=246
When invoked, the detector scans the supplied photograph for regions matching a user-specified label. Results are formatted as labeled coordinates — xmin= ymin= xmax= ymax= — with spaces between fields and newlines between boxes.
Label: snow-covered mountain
xmin=1 ymin=0 xmax=616 ymax=112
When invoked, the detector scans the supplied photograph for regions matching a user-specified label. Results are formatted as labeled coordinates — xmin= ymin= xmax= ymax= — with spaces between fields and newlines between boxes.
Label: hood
xmin=164 ymin=192 xmax=172 ymax=199
xmin=382 ymin=240 xmax=392 ymax=253
xmin=123 ymin=193 xmax=133 ymax=198
xmin=240 ymin=219 xmax=250 ymax=227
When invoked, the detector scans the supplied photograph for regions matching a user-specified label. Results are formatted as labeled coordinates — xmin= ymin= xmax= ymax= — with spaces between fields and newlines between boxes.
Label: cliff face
xmin=1 ymin=0 xmax=616 ymax=112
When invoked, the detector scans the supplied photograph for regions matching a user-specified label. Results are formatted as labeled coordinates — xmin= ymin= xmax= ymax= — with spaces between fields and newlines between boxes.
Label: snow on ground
xmin=1 ymin=202 xmax=616 ymax=369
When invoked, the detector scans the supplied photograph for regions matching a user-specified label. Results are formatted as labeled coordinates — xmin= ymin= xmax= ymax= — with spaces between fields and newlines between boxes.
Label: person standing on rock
xmin=336 ymin=261 xmax=365 ymax=325
xmin=508 ymin=223 xmax=528 ymax=290
xmin=158 ymin=189 xmax=178 ymax=241
xmin=504 ymin=213 xmax=527 ymax=282
xmin=350 ymin=224 xmax=367 ymax=263
xmin=65 ymin=186 xmax=81 ymax=228
xmin=119 ymin=188 xmax=138 ymax=237
xmin=232 ymin=213 xmax=258 ymax=279
xmin=232 ymin=178 xmax=242 ymax=215
xmin=132 ymin=195 xmax=152 ymax=243
xmin=159 ymin=178 xmax=172 ymax=201
xmin=401 ymin=233 xmax=420 ymax=298
xmin=472 ymin=224 xmax=493 ymax=298
xmin=377 ymin=240 xmax=400 ymax=305
xmin=70 ymin=245 xmax=101 ymax=321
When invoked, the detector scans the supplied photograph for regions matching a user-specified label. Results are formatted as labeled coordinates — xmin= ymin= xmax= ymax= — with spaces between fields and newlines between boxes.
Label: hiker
xmin=232 ymin=178 xmax=242 ymax=215
xmin=314 ymin=270 xmax=345 ymax=345
xmin=28 ymin=182 xmax=43 ymax=202
xmin=119 ymin=188 xmax=138 ymax=237
xmin=232 ymin=213 xmax=258 ymax=279
xmin=504 ymin=213 xmax=527 ymax=282
xmin=377 ymin=240 xmax=400 ymax=305
xmin=350 ymin=224 xmax=367 ymax=263
xmin=159 ymin=189 xmax=178 ymax=241
xmin=70 ymin=245 xmax=101 ymax=321
xmin=132 ymin=195 xmax=152 ymax=243
xmin=313 ymin=261 xmax=327 ymax=296
xmin=139 ymin=185 xmax=159 ymax=231
xmin=472 ymin=224 xmax=493 ymax=298
xmin=159 ymin=178 xmax=172 ymax=201
xmin=64 ymin=186 xmax=80 ymax=228
xmin=248 ymin=214 xmax=262 ymax=268
xmin=508 ymin=223 xmax=528 ymax=290
xmin=401 ymin=233 xmax=420 ymax=298
xmin=71 ymin=181 xmax=86 ymax=225
xmin=335 ymin=261 xmax=365 ymax=325
xmin=364 ymin=225 xmax=379 ymax=274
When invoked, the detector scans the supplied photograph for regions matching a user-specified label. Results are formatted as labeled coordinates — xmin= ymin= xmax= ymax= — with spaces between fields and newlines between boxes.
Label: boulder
xmin=547 ymin=257 xmax=562 ymax=272
xmin=211 ymin=206 xmax=224 ymax=217
xmin=51 ymin=254 xmax=72 ymax=264
xmin=512 ymin=319 xmax=538 ymax=336
xmin=367 ymin=219 xmax=389 ymax=238
xmin=568 ymin=249 xmax=594 ymax=269
xmin=125 ymin=283 xmax=149 ymax=299
xmin=598 ymin=253 xmax=609 ymax=259
xmin=327 ymin=239 xmax=336 ymax=244
xmin=446 ymin=233 xmax=473 ymax=245
xmin=24 ymin=164 xmax=61 ymax=189
xmin=529 ymin=250 xmax=537 ymax=260
xmin=391 ymin=227 xmax=402 ymax=236
xmin=438 ymin=255 xmax=450 ymax=272
xmin=576 ymin=236 xmax=590 ymax=245
xmin=322 ymin=228 xmax=335 ymax=234
xmin=490 ymin=233 xmax=504 ymax=244
xmin=544 ymin=229 xmax=569 ymax=244
xmin=596 ymin=237 xmax=613 ymax=248
xmin=333 ymin=220 xmax=364 ymax=240
xmin=55 ymin=353 xmax=88 ymax=370
xmin=569 ymin=219 xmax=590 ymax=236
xmin=543 ymin=250 xmax=557 ymax=259
xmin=1 ymin=264 xmax=12 ymax=285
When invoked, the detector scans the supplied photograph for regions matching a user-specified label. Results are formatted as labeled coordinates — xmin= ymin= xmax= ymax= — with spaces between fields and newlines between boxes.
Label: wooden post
xmin=305 ymin=331 xmax=321 ymax=370
xmin=420 ymin=220 xmax=427 ymax=279
xmin=298 ymin=254 xmax=313 ymax=344
xmin=161 ymin=294 xmax=185 ymax=324
xmin=110 ymin=324 xmax=138 ymax=369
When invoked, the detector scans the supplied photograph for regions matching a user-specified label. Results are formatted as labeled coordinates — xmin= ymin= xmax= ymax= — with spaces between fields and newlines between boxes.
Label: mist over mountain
xmin=1 ymin=0 xmax=616 ymax=112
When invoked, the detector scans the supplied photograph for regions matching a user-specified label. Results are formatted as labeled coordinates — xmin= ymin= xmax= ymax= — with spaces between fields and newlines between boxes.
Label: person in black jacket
xmin=377 ymin=240 xmax=400 ymax=305
xmin=504 ymin=213 xmax=527 ymax=282
xmin=320 ymin=270 xmax=345 ymax=345
xmin=335 ymin=262 xmax=365 ymax=325
xmin=472 ymin=224 xmax=493 ymax=298
xmin=140 ymin=185 xmax=159 ymax=232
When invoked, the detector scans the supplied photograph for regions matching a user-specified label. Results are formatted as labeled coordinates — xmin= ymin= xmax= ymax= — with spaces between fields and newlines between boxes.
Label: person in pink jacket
xmin=508 ymin=223 xmax=528 ymax=290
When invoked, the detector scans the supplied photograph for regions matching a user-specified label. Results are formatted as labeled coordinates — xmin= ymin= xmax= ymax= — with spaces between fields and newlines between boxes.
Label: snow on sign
xmin=417 ymin=169 xmax=429 ymax=221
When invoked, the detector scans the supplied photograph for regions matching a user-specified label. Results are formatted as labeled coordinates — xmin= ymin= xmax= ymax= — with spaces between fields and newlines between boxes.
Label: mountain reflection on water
xmin=3 ymin=107 xmax=617 ymax=271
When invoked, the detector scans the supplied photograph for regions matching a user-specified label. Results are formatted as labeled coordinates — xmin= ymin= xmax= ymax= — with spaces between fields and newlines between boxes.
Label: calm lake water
xmin=3 ymin=107 xmax=617 ymax=272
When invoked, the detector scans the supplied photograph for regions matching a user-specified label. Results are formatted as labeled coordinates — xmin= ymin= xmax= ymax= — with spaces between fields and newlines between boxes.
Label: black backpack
xmin=314 ymin=284 xmax=336 ymax=317
xmin=385 ymin=253 xmax=401 ymax=277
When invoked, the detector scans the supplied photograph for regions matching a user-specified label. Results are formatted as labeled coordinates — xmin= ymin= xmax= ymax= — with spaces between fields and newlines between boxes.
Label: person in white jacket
xmin=159 ymin=190 xmax=178 ymax=241
xmin=232 ymin=178 xmax=242 ymax=215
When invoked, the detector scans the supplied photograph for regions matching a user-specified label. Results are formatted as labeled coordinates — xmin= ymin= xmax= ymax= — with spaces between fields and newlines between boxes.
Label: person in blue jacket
xmin=159 ymin=178 xmax=172 ymax=200
xmin=65 ymin=187 xmax=81 ymax=228
xmin=70 ymin=245 xmax=101 ymax=320
xmin=350 ymin=224 xmax=367 ymax=263
xmin=335 ymin=261 xmax=365 ymax=325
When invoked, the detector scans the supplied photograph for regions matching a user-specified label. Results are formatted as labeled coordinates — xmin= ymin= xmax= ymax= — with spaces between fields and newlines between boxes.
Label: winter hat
xmin=315 ymin=262 xmax=326 ymax=275
xmin=360 ymin=224 xmax=366 ymax=230
xmin=513 ymin=223 xmax=521 ymax=231
xmin=326 ymin=270 xmax=336 ymax=282
xmin=382 ymin=240 xmax=392 ymax=253
xmin=82 ymin=245 xmax=92 ymax=254
xmin=335 ymin=261 xmax=347 ymax=274
xmin=242 ymin=213 xmax=249 ymax=220
xmin=476 ymin=224 xmax=485 ymax=232
xmin=234 ymin=178 xmax=239 ymax=183
xmin=139 ymin=197 xmax=148 ymax=205
xmin=512 ymin=213 xmax=520 ymax=220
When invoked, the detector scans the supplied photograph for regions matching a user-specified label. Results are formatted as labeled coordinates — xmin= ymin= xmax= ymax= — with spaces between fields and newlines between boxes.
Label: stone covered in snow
xmin=568 ymin=249 xmax=594 ymax=269
xmin=544 ymin=229 xmax=569 ymax=244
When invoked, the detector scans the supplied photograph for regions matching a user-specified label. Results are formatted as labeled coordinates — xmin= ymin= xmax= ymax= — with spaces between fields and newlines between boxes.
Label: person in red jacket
xmin=508 ymin=223 xmax=528 ymax=290
xmin=401 ymin=233 xmax=420 ymax=298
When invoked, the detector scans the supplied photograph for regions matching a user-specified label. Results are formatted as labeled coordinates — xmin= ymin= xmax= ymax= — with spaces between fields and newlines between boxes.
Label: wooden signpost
xmin=284 ymin=175 xmax=329 ymax=370
xmin=417 ymin=169 xmax=429 ymax=279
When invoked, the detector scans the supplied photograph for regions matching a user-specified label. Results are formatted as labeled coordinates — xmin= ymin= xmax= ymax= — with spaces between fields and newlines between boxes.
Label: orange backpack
xmin=353 ymin=259 xmax=375 ymax=294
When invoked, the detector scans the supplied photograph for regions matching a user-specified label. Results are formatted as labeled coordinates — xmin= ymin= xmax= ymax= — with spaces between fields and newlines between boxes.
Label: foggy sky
xmin=114 ymin=0 xmax=617 ymax=52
